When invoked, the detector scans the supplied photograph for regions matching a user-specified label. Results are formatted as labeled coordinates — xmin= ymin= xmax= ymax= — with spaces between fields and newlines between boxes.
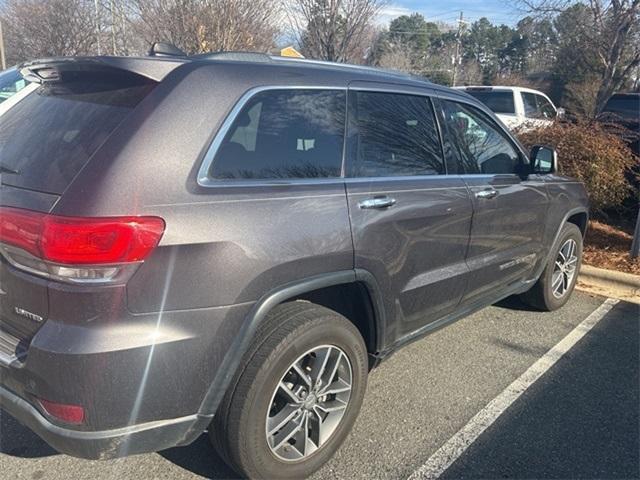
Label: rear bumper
xmin=0 ymin=384 xmax=209 ymax=459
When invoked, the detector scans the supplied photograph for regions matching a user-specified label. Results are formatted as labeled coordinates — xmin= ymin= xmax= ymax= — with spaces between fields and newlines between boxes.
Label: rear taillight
xmin=0 ymin=207 xmax=165 ymax=284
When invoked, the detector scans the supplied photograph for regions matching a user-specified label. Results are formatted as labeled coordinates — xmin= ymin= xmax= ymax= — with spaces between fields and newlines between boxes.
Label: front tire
xmin=521 ymin=222 xmax=583 ymax=311
xmin=210 ymin=301 xmax=368 ymax=479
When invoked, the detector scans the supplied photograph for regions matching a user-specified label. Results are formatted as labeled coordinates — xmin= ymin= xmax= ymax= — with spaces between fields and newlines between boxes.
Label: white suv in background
xmin=454 ymin=86 xmax=562 ymax=130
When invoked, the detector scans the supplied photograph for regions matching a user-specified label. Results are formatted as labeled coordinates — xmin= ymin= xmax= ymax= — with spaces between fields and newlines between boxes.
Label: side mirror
xmin=556 ymin=107 xmax=566 ymax=120
xmin=530 ymin=145 xmax=558 ymax=174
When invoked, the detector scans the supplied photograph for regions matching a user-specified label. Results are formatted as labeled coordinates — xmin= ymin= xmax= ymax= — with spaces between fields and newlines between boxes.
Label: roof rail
xmin=191 ymin=52 xmax=273 ymax=63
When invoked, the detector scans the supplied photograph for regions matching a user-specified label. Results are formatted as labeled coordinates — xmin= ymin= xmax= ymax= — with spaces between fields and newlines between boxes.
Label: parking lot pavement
xmin=1 ymin=291 xmax=636 ymax=480
xmin=437 ymin=300 xmax=639 ymax=480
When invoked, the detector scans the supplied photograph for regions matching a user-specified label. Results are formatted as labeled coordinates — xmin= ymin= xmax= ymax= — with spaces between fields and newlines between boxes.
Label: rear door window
xmin=210 ymin=89 xmax=346 ymax=180
xmin=346 ymin=91 xmax=444 ymax=177
xmin=0 ymin=71 xmax=155 ymax=194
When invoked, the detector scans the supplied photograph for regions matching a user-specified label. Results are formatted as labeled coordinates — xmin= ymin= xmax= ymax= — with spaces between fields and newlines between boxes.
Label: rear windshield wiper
xmin=0 ymin=164 xmax=20 ymax=175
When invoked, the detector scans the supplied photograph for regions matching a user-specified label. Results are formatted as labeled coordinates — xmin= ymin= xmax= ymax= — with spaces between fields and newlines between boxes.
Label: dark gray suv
xmin=0 ymin=53 xmax=587 ymax=478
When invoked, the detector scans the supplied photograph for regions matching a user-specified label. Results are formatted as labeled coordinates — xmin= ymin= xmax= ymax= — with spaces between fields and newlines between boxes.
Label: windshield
xmin=0 ymin=68 xmax=30 ymax=104
xmin=464 ymin=91 xmax=516 ymax=114
xmin=0 ymin=71 xmax=156 ymax=194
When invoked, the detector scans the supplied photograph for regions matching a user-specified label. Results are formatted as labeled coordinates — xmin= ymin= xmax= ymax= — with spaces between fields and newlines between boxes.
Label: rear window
xmin=0 ymin=71 xmax=155 ymax=194
xmin=603 ymin=95 xmax=640 ymax=120
xmin=465 ymin=90 xmax=515 ymax=114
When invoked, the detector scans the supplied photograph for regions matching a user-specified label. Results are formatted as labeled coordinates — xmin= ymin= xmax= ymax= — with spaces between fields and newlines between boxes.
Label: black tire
xmin=209 ymin=301 xmax=368 ymax=479
xmin=520 ymin=222 xmax=583 ymax=311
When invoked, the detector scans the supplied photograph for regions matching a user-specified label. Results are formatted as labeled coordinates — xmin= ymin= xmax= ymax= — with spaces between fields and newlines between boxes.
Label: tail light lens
xmin=0 ymin=207 xmax=165 ymax=284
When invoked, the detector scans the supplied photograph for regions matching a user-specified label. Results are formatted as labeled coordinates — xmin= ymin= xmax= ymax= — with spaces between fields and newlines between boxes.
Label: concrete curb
xmin=579 ymin=264 xmax=640 ymax=301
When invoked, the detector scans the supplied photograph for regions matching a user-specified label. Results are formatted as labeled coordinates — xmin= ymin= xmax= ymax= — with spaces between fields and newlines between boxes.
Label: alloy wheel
xmin=265 ymin=345 xmax=352 ymax=461
xmin=551 ymin=238 xmax=578 ymax=298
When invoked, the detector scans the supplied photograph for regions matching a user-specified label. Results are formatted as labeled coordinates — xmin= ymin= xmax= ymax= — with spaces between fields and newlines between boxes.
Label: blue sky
xmin=377 ymin=0 xmax=524 ymax=27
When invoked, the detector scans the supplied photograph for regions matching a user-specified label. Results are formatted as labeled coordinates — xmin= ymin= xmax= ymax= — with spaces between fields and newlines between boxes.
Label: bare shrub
xmin=516 ymin=121 xmax=638 ymax=214
xmin=564 ymin=77 xmax=602 ymax=119
xmin=288 ymin=0 xmax=386 ymax=62
xmin=130 ymin=0 xmax=282 ymax=54
xmin=0 ymin=0 xmax=100 ymax=64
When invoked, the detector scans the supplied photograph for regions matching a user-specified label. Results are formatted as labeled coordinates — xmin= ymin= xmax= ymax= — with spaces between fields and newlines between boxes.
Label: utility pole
xmin=0 ymin=20 xmax=6 ymax=70
xmin=452 ymin=12 xmax=466 ymax=87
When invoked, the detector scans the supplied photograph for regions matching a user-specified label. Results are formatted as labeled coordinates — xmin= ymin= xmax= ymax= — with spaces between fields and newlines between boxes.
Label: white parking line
xmin=408 ymin=297 xmax=620 ymax=480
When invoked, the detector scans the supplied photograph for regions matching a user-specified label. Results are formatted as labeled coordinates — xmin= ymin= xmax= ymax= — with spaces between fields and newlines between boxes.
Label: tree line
xmin=1 ymin=0 xmax=638 ymax=116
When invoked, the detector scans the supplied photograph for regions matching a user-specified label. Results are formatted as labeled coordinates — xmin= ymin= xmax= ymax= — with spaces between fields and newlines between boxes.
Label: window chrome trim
xmin=196 ymin=85 xmax=348 ymax=188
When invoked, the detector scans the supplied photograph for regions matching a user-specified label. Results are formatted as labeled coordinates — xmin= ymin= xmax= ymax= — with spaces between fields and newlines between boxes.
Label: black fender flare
xmin=184 ymin=269 xmax=386 ymax=440
xmin=526 ymin=207 xmax=589 ymax=286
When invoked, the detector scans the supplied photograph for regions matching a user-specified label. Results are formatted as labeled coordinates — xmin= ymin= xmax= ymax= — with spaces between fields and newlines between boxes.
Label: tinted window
xmin=536 ymin=94 xmax=556 ymax=119
xmin=603 ymin=95 xmax=640 ymax=120
xmin=347 ymin=91 xmax=444 ymax=177
xmin=441 ymin=100 xmax=522 ymax=175
xmin=211 ymin=90 xmax=345 ymax=179
xmin=0 ymin=71 xmax=155 ymax=193
xmin=465 ymin=90 xmax=515 ymax=114
xmin=522 ymin=92 xmax=540 ymax=118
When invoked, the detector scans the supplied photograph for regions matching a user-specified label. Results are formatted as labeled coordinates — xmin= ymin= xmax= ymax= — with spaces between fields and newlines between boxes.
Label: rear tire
xmin=520 ymin=223 xmax=583 ymax=311
xmin=209 ymin=301 xmax=368 ymax=479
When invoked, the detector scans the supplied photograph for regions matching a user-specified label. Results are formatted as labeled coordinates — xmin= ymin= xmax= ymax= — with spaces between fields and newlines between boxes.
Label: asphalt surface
xmin=1 ymin=291 xmax=637 ymax=479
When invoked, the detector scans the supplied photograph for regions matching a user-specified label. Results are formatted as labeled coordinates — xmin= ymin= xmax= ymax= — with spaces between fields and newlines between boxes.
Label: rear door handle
xmin=475 ymin=189 xmax=498 ymax=200
xmin=358 ymin=196 xmax=397 ymax=210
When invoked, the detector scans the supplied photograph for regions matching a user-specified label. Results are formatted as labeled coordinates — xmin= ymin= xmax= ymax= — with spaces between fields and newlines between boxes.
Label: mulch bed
xmin=583 ymin=220 xmax=639 ymax=275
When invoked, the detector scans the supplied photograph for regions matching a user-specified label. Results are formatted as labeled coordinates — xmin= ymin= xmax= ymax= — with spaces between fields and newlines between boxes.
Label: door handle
xmin=358 ymin=196 xmax=397 ymax=210
xmin=475 ymin=189 xmax=498 ymax=200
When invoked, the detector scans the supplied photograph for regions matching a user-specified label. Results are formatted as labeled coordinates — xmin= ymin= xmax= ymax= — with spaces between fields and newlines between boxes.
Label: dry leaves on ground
xmin=583 ymin=220 xmax=639 ymax=275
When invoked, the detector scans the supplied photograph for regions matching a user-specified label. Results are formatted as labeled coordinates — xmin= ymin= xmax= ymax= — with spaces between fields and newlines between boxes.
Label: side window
xmin=536 ymin=95 xmax=556 ymax=119
xmin=522 ymin=92 xmax=540 ymax=119
xmin=347 ymin=91 xmax=444 ymax=177
xmin=210 ymin=89 xmax=345 ymax=179
xmin=441 ymin=100 xmax=522 ymax=175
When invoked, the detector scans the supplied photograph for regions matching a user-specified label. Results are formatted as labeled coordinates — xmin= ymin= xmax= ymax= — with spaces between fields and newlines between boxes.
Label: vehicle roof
xmin=19 ymin=52 xmax=465 ymax=97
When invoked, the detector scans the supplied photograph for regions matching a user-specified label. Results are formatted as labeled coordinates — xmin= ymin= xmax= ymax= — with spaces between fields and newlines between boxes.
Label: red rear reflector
xmin=38 ymin=398 xmax=85 ymax=425
xmin=0 ymin=207 xmax=165 ymax=265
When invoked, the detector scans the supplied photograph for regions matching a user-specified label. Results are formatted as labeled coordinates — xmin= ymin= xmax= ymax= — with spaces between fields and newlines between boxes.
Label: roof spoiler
xmin=19 ymin=56 xmax=186 ymax=84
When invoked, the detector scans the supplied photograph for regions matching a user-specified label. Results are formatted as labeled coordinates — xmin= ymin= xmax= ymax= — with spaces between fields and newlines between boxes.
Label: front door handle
xmin=358 ymin=196 xmax=397 ymax=210
xmin=475 ymin=188 xmax=499 ymax=200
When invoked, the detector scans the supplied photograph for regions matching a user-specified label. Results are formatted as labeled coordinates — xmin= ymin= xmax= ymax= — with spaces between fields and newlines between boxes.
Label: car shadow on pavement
xmin=441 ymin=301 xmax=640 ymax=479
xmin=0 ymin=412 xmax=57 ymax=458
xmin=493 ymin=295 xmax=541 ymax=312
xmin=159 ymin=433 xmax=242 ymax=479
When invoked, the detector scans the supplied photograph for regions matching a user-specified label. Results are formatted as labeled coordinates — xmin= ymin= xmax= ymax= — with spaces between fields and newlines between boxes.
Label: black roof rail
xmin=190 ymin=51 xmax=274 ymax=63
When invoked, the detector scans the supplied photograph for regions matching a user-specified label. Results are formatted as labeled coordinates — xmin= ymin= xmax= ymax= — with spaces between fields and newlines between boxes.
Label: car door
xmin=435 ymin=95 xmax=550 ymax=306
xmin=344 ymin=82 xmax=474 ymax=341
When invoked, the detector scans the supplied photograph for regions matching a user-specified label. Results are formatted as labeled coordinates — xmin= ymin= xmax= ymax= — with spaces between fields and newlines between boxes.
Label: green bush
xmin=516 ymin=121 xmax=638 ymax=214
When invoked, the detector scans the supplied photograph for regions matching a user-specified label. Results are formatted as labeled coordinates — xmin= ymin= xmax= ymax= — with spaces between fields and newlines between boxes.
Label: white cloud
xmin=376 ymin=5 xmax=413 ymax=25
